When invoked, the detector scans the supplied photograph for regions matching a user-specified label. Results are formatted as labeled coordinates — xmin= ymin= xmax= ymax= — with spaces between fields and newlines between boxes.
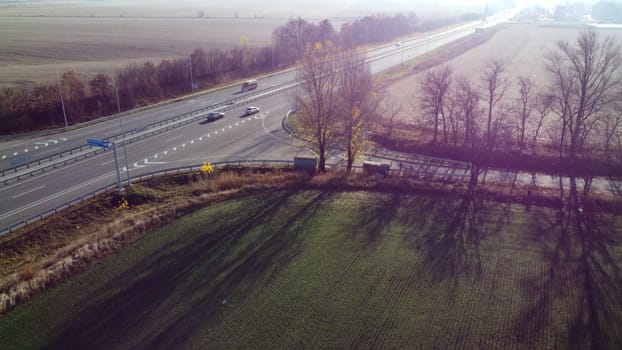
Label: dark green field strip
xmin=1 ymin=190 xmax=621 ymax=349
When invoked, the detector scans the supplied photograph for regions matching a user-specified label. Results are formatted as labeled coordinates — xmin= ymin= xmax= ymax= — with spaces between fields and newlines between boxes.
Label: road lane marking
xmin=0 ymin=171 xmax=115 ymax=221
xmin=165 ymin=135 xmax=183 ymax=143
xmin=11 ymin=185 xmax=46 ymax=199
xmin=101 ymin=155 xmax=125 ymax=166
xmin=1 ymin=155 xmax=5 ymax=159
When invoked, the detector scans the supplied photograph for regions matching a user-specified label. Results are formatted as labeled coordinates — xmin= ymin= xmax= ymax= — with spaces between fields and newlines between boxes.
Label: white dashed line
xmin=1 ymin=155 xmax=6 ymax=160
xmin=11 ymin=185 xmax=46 ymax=199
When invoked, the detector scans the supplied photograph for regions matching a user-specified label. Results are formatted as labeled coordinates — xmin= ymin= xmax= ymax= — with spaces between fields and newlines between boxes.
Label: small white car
xmin=245 ymin=106 xmax=260 ymax=115
xmin=206 ymin=111 xmax=224 ymax=121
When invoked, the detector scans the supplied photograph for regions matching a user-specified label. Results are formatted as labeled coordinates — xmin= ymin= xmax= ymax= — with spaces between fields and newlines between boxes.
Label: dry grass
xmin=1 ymin=165 xmax=620 ymax=316
xmin=0 ymin=167 xmax=306 ymax=314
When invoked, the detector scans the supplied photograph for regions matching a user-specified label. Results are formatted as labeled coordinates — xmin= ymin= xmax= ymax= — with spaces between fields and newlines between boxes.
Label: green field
xmin=1 ymin=190 xmax=621 ymax=349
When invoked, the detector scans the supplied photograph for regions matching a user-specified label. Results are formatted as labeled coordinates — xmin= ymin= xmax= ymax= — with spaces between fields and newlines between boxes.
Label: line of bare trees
xmin=0 ymin=44 xmax=277 ymax=134
xmin=414 ymin=30 xmax=622 ymax=166
xmin=0 ymin=10 xmax=483 ymax=135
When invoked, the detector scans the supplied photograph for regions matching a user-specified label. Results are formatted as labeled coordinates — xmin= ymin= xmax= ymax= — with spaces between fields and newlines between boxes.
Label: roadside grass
xmin=375 ymin=26 xmax=503 ymax=88
xmin=0 ymin=168 xmax=306 ymax=312
xmin=1 ymin=188 xmax=621 ymax=349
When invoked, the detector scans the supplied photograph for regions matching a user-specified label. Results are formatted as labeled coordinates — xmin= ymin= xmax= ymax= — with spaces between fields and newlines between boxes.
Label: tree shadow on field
xmin=49 ymin=190 xmax=335 ymax=350
xmin=513 ymin=176 xmax=622 ymax=349
xmin=355 ymin=192 xmax=402 ymax=244
xmin=412 ymin=165 xmax=509 ymax=290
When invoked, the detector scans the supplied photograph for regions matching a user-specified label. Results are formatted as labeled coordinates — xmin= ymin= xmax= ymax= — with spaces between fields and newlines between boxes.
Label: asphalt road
xmin=0 ymin=10 xmax=520 ymax=232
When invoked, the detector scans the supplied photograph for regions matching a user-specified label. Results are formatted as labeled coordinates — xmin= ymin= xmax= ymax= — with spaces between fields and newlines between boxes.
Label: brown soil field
xmin=0 ymin=16 xmax=285 ymax=88
xmin=383 ymin=23 xmax=622 ymax=124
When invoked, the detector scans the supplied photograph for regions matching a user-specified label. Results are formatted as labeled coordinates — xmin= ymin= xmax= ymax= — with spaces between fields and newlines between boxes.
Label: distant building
xmin=555 ymin=3 xmax=590 ymax=21
xmin=592 ymin=1 xmax=622 ymax=23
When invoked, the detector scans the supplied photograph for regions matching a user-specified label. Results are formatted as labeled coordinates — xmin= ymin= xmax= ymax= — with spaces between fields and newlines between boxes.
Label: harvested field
xmin=0 ymin=16 xmax=282 ymax=88
xmin=383 ymin=23 xmax=622 ymax=123
xmin=1 ymin=189 xmax=621 ymax=349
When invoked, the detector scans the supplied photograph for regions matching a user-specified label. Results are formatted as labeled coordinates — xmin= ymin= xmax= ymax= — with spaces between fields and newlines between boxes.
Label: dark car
xmin=206 ymin=111 xmax=225 ymax=121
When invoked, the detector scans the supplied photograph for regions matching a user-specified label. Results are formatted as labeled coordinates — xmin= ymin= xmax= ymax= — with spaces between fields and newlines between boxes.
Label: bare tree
xmin=532 ymin=94 xmax=554 ymax=154
xmin=602 ymin=108 xmax=622 ymax=158
xmin=513 ymin=76 xmax=534 ymax=154
xmin=481 ymin=60 xmax=510 ymax=150
xmin=380 ymin=96 xmax=402 ymax=139
xmin=454 ymin=76 xmax=481 ymax=150
xmin=294 ymin=41 xmax=340 ymax=172
xmin=337 ymin=50 xmax=378 ymax=173
xmin=546 ymin=30 xmax=622 ymax=160
xmin=445 ymin=94 xmax=460 ymax=147
xmin=420 ymin=65 xmax=453 ymax=145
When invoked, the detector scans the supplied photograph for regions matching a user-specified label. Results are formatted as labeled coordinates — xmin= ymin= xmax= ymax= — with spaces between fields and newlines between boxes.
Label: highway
xmin=0 ymin=10 xmax=521 ymax=232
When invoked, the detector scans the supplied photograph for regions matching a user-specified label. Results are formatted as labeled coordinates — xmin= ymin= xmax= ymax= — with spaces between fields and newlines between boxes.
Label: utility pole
xmin=112 ymin=142 xmax=122 ymax=191
xmin=188 ymin=56 xmax=195 ymax=93
xmin=272 ymin=45 xmax=275 ymax=71
xmin=111 ymin=78 xmax=131 ymax=187
xmin=53 ymin=57 xmax=69 ymax=131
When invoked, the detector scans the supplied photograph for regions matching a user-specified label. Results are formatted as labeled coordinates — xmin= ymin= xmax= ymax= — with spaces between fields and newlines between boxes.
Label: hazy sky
xmin=2 ymin=0 xmax=602 ymax=19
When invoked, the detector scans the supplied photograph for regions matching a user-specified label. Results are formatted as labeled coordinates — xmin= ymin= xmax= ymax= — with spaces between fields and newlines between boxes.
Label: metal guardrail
xmin=0 ymin=152 xmax=478 ymax=236
xmin=0 ymin=24 xmax=480 ymax=181
xmin=0 ymin=82 xmax=297 ymax=184
xmin=0 ymin=160 xmax=295 ymax=236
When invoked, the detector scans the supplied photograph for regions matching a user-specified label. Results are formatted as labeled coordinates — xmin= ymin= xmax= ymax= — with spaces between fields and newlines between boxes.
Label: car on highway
xmin=206 ymin=111 xmax=225 ymax=121
xmin=245 ymin=106 xmax=260 ymax=115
